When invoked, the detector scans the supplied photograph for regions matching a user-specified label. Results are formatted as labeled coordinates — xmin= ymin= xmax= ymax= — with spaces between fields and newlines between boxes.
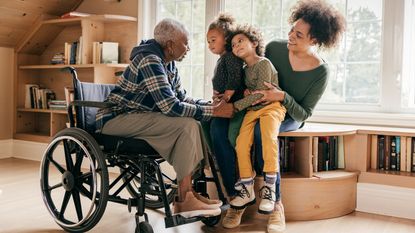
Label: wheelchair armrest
xmin=70 ymin=100 xmax=115 ymax=108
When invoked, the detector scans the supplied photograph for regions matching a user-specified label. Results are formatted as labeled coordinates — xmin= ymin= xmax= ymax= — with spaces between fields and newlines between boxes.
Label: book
xmin=412 ymin=138 xmax=415 ymax=172
xmin=61 ymin=11 xmax=91 ymax=19
xmin=406 ymin=137 xmax=412 ymax=172
xmin=400 ymin=136 xmax=406 ymax=172
xmin=101 ymin=42 xmax=119 ymax=64
xmin=338 ymin=136 xmax=345 ymax=169
xmin=25 ymin=84 xmax=39 ymax=108
xmin=370 ymin=135 xmax=378 ymax=169
xmin=312 ymin=137 xmax=319 ymax=172
xmin=64 ymin=86 xmax=75 ymax=107
xmin=390 ymin=136 xmax=397 ymax=170
xmin=378 ymin=135 xmax=385 ymax=170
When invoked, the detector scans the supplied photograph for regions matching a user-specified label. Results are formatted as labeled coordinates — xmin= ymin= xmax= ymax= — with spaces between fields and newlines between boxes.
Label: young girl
xmin=204 ymin=13 xmax=245 ymax=198
xmin=229 ymin=24 xmax=286 ymax=214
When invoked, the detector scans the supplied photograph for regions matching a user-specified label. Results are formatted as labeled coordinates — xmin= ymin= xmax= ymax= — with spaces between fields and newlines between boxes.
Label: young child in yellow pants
xmin=229 ymin=24 xmax=286 ymax=214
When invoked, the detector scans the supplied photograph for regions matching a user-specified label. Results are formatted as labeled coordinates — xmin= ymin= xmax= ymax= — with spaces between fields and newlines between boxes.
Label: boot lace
xmin=259 ymin=185 xmax=276 ymax=201
xmin=235 ymin=183 xmax=251 ymax=199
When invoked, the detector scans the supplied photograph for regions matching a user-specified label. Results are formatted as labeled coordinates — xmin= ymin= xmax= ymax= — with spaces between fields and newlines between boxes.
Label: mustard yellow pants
xmin=235 ymin=102 xmax=286 ymax=178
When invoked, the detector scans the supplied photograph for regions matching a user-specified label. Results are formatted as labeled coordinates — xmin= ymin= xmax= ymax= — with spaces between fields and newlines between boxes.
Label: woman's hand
xmin=251 ymin=82 xmax=285 ymax=105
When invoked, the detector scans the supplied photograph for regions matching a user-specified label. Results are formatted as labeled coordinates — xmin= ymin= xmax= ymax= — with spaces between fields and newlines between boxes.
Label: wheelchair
xmin=40 ymin=67 xmax=228 ymax=232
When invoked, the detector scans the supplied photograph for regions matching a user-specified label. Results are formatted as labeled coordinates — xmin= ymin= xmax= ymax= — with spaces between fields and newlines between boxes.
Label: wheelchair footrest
xmin=165 ymin=214 xmax=202 ymax=228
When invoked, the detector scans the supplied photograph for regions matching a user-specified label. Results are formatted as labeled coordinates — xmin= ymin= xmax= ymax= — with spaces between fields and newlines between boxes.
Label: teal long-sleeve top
xmin=265 ymin=40 xmax=329 ymax=122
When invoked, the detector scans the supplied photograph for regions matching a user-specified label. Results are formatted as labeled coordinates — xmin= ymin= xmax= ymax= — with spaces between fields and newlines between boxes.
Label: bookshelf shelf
xmin=14 ymin=133 xmax=51 ymax=143
xmin=14 ymin=14 xmax=137 ymax=143
xmin=19 ymin=63 xmax=129 ymax=69
xmin=17 ymin=108 xmax=67 ymax=114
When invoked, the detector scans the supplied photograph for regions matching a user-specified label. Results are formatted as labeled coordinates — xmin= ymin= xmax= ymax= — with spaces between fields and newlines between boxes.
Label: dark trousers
xmin=210 ymin=117 xmax=302 ymax=199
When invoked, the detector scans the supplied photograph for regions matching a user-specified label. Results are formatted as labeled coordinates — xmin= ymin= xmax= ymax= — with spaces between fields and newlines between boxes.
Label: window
xmin=402 ymin=0 xmax=415 ymax=109
xmin=156 ymin=0 xmax=206 ymax=98
xmin=224 ymin=0 xmax=383 ymax=108
xmin=143 ymin=0 xmax=413 ymax=116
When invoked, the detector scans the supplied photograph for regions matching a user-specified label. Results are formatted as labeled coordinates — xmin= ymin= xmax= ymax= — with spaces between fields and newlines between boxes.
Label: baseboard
xmin=12 ymin=140 xmax=48 ymax=162
xmin=0 ymin=139 xmax=13 ymax=158
xmin=357 ymin=183 xmax=415 ymax=220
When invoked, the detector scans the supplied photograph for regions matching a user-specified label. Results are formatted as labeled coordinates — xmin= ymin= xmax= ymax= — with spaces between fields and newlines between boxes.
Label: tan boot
xmin=222 ymin=207 xmax=246 ymax=229
xmin=174 ymin=191 xmax=221 ymax=218
xmin=267 ymin=202 xmax=286 ymax=233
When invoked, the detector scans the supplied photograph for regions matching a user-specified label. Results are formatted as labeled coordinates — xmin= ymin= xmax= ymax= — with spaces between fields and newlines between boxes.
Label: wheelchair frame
xmin=40 ymin=67 xmax=228 ymax=233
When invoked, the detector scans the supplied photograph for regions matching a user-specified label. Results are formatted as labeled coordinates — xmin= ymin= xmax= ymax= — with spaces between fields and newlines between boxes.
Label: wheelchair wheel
xmin=136 ymin=221 xmax=154 ymax=233
xmin=122 ymin=161 xmax=177 ymax=209
xmin=40 ymin=128 xmax=109 ymax=232
xmin=202 ymin=215 xmax=221 ymax=226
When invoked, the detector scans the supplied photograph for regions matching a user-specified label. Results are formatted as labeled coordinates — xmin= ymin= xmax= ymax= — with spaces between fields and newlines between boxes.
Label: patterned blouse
xmin=233 ymin=57 xmax=280 ymax=111
xmin=212 ymin=51 xmax=245 ymax=103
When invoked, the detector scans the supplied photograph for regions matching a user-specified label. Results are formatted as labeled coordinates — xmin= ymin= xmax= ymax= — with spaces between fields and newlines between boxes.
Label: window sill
xmin=307 ymin=111 xmax=415 ymax=129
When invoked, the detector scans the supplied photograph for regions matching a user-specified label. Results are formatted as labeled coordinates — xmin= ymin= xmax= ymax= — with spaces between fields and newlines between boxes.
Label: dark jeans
xmin=210 ymin=117 xmax=238 ymax=196
xmin=210 ymin=116 xmax=302 ymax=199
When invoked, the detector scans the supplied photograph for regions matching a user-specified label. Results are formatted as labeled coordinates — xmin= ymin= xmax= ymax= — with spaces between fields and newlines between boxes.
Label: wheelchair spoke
xmin=73 ymin=151 xmax=84 ymax=173
xmin=72 ymin=189 xmax=84 ymax=221
xmin=48 ymin=156 xmax=66 ymax=174
xmin=59 ymin=191 xmax=72 ymax=219
xmin=63 ymin=139 xmax=74 ymax=171
xmin=48 ymin=182 xmax=63 ymax=191
xmin=77 ymin=184 xmax=93 ymax=199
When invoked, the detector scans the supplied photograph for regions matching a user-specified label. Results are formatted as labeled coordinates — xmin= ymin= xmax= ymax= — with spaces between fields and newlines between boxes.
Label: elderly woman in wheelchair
xmin=40 ymin=18 xmax=233 ymax=233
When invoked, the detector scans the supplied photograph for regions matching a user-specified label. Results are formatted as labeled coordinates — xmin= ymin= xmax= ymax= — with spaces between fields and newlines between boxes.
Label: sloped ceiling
xmin=0 ymin=0 xmax=83 ymax=48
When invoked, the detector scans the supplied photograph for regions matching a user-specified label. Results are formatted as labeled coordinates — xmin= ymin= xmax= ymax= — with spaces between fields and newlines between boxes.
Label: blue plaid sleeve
xmin=141 ymin=56 xmax=213 ymax=121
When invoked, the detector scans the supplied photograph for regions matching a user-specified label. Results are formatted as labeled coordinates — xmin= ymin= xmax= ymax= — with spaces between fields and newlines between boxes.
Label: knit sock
xmin=265 ymin=173 xmax=277 ymax=185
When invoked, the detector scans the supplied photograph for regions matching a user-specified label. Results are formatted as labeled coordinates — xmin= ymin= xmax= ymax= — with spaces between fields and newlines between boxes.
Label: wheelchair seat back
xmin=74 ymin=79 xmax=116 ymax=133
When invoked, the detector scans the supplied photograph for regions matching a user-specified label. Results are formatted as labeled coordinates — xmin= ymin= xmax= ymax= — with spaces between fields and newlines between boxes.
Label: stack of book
xmin=372 ymin=135 xmax=415 ymax=172
xmin=50 ymin=53 xmax=65 ymax=64
xmin=64 ymin=36 xmax=83 ymax=64
xmin=24 ymin=84 xmax=56 ymax=109
xmin=49 ymin=100 xmax=67 ymax=111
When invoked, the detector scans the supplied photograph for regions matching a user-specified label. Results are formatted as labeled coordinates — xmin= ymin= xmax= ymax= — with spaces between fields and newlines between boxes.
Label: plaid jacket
xmin=95 ymin=40 xmax=212 ymax=132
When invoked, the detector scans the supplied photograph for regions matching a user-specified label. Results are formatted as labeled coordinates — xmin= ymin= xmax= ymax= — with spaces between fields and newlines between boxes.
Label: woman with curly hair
xmin=216 ymin=0 xmax=346 ymax=232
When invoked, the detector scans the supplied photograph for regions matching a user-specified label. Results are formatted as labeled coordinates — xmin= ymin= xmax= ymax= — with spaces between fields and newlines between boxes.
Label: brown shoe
xmin=192 ymin=190 xmax=223 ymax=207
xmin=222 ymin=207 xmax=246 ymax=229
xmin=174 ymin=191 xmax=221 ymax=218
xmin=267 ymin=202 xmax=286 ymax=233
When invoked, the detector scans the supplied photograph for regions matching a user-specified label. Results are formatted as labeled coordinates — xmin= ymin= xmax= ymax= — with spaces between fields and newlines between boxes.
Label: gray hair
xmin=154 ymin=18 xmax=189 ymax=47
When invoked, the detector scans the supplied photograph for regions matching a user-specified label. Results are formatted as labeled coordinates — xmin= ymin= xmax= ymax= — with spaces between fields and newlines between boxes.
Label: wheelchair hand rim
xmin=40 ymin=135 xmax=98 ymax=228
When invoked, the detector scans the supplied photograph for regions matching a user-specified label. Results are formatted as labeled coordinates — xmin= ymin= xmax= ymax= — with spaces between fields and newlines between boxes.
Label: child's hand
xmin=212 ymin=90 xmax=224 ymax=104
xmin=244 ymin=89 xmax=251 ymax=97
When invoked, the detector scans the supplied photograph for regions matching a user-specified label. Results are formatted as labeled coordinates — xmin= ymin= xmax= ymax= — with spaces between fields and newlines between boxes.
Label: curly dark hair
xmin=289 ymin=0 xmax=346 ymax=49
xmin=227 ymin=24 xmax=265 ymax=56
xmin=208 ymin=13 xmax=236 ymax=51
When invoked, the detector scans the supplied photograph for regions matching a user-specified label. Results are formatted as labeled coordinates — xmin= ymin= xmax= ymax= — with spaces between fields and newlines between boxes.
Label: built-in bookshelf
xmin=277 ymin=125 xmax=359 ymax=220
xmin=275 ymin=124 xmax=415 ymax=220
xmin=14 ymin=14 xmax=137 ymax=142
xmin=354 ymin=126 xmax=415 ymax=189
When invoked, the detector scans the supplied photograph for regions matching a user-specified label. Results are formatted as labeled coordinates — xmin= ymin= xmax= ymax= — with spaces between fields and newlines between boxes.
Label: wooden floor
xmin=1 ymin=158 xmax=414 ymax=233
